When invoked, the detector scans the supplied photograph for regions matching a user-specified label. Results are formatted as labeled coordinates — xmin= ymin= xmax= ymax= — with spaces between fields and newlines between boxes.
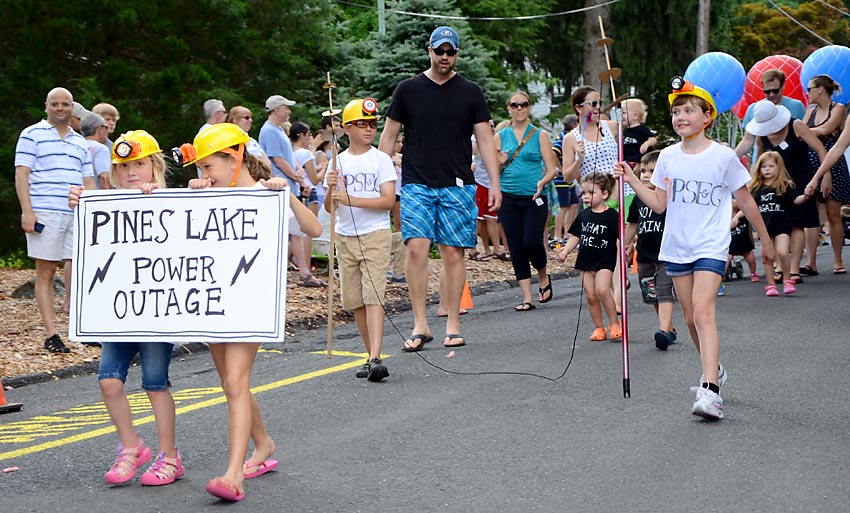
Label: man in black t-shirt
xmin=379 ymin=26 xmax=502 ymax=351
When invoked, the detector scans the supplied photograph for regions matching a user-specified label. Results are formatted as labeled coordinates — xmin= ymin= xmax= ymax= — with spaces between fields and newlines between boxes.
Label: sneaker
xmin=691 ymin=386 xmax=724 ymax=420
xmin=355 ymin=360 xmax=370 ymax=379
xmin=44 ymin=334 xmax=70 ymax=353
xmin=717 ymin=284 xmax=726 ymax=296
xmin=699 ymin=363 xmax=728 ymax=387
xmin=104 ymin=433 xmax=153 ymax=484
xmin=669 ymin=329 xmax=678 ymax=342
xmin=366 ymin=357 xmax=389 ymax=382
xmin=140 ymin=450 xmax=184 ymax=486
xmin=654 ymin=330 xmax=672 ymax=351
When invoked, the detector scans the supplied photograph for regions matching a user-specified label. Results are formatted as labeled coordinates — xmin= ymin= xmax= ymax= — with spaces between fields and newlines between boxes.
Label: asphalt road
xmin=1 ymin=244 xmax=848 ymax=513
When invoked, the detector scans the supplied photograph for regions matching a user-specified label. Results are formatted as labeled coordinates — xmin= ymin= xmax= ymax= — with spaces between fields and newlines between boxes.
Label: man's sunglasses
xmin=432 ymin=47 xmax=458 ymax=56
xmin=350 ymin=120 xmax=378 ymax=129
xmin=763 ymin=88 xmax=781 ymax=95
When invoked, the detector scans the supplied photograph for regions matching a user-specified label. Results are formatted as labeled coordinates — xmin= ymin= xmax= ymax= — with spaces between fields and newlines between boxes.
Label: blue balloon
xmin=801 ymin=45 xmax=850 ymax=104
xmin=684 ymin=52 xmax=746 ymax=113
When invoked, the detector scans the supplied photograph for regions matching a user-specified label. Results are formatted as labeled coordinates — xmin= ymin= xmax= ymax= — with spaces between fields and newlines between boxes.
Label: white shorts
xmin=26 ymin=211 xmax=74 ymax=261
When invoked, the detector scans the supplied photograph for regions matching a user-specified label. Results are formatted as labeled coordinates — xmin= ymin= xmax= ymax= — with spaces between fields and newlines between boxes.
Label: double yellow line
xmin=0 ymin=351 xmax=374 ymax=462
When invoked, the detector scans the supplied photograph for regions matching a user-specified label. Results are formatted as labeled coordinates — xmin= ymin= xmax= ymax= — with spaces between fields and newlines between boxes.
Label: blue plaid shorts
xmin=400 ymin=183 xmax=477 ymax=248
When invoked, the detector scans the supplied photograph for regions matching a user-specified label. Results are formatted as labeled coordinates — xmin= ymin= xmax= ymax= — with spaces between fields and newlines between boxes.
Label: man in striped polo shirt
xmin=15 ymin=87 xmax=95 ymax=353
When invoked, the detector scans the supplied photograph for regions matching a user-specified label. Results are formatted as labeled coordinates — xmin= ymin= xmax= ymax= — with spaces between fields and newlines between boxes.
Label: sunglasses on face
xmin=432 ymin=47 xmax=458 ymax=56
xmin=807 ymin=85 xmax=820 ymax=92
xmin=582 ymin=100 xmax=600 ymax=108
xmin=350 ymin=120 xmax=378 ymax=129
xmin=509 ymin=101 xmax=530 ymax=109
xmin=763 ymin=88 xmax=781 ymax=96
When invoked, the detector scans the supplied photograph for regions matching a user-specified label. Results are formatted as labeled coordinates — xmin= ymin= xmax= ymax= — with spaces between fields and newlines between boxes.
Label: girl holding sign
xmin=69 ymin=130 xmax=184 ymax=486
xmin=176 ymin=123 xmax=320 ymax=502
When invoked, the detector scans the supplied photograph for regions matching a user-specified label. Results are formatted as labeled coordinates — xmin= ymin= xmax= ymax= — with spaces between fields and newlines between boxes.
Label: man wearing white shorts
xmin=15 ymin=87 xmax=95 ymax=353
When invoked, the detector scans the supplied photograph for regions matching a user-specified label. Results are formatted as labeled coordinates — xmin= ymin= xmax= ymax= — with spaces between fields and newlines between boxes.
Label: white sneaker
xmin=699 ymin=362 xmax=727 ymax=387
xmin=691 ymin=387 xmax=724 ymax=420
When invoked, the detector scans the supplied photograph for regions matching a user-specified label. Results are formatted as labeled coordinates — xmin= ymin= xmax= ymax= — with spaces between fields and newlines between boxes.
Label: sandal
xmin=589 ymin=328 xmax=607 ymax=341
xmin=515 ymin=302 xmax=535 ymax=312
xmin=609 ymin=324 xmax=623 ymax=340
xmin=764 ymin=284 xmax=779 ymax=297
xmin=443 ymin=334 xmax=466 ymax=347
xmin=205 ymin=477 xmax=245 ymax=502
xmin=782 ymin=279 xmax=796 ymax=295
xmin=750 ymin=273 xmax=760 ymax=282
xmin=140 ymin=451 xmax=185 ymax=486
xmin=789 ymin=273 xmax=803 ymax=284
xmin=834 ymin=266 xmax=847 ymax=274
xmin=104 ymin=433 xmax=153 ymax=484
xmin=300 ymin=274 xmax=326 ymax=287
xmin=800 ymin=265 xmax=819 ymax=276
xmin=538 ymin=276 xmax=553 ymax=304
xmin=469 ymin=252 xmax=493 ymax=261
xmin=494 ymin=252 xmax=511 ymax=261
xmin=402 ymin=334 xmax=432 ymax=352
xmin=244 ymin=459 xmax=279 ymax=479
xmin=773 ymin=270 xmax=783 ymax=282
xmin=43 ymin=333 xmax=70 ymax=354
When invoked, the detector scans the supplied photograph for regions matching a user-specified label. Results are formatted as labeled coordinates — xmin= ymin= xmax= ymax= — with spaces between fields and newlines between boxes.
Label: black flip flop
xmin=402 ymin=334 xmax=433 ymax=352
xmin=443 ymin=334 xmax=466 ymax=347
xmin=515 ymin=302 xmax=536 ymax=312
xmin=539 ymin=277 xmax=553 ymax=304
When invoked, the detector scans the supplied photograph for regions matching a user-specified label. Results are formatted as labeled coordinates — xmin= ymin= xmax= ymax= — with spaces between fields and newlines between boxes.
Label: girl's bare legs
xmin=802 ymin=226 xmax=819 ymax=273
xmin=826 ymin=199 xmax=845 ymax=271
xmin=789 ymin=228 xmax=804 ymax=276
xmin=774 ymin=234 xmax=791 ymax=281
xmin=582 ymin=271 xmax=604 ymax=328
xmin=672 ymin=272 xmax=722 ymax=384
xmin=210 ymin=343 xmax=269 ymax=493
xmin=100 ymin=378 xmax=139 ymax=449
xmin=147 ymin=390 xmax=177 ymax=457
xmin=595 ymin=269 xmax=620 ymax=329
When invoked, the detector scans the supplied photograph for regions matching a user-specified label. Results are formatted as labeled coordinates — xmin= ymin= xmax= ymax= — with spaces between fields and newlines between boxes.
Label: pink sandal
xmin=104 ymin=433 xmax=152 ymax=484
xmin=782 ymin=279 xmax=796 ymax=295
xmin=244 ymin=459 xmax=279 ymax=479
xmin=140 ymin=450 xmax=185 ymax=486
xmin=764 ymin=284 xmax=779 ymax=297
xmin=750 ymin=273 xmax=760 ymax=282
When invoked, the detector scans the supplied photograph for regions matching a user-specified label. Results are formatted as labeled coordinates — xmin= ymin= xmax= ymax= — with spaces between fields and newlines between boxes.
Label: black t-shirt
xmin=385 ymin=73 xmax=491 ymax=187
xmin=623 ymin=124 xmax=654 ymax=163
xmin=753 ymin=185 xmax=794 ymax=236
xmin=626 ymin=195 xmax=665 ymax=263
xmin=568 ymin=207 xmax=619 ymax=271
xmin=729 ymin=216 xmax=754 ymax=256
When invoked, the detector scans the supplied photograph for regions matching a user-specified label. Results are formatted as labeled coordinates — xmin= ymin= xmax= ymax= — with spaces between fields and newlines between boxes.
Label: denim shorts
xmin=665 ymin=258 xmax=726 ymax=278
xmin=400 ymin=183 xmax=477 ymax=248
xmin=98 ymin=342 xmax=173 ymax=391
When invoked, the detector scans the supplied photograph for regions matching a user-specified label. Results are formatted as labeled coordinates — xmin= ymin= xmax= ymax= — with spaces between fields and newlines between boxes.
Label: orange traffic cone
xmin=460 ymin=281 xmax=474 ymax=310
xmin=0 ymin=379 xmax=23 ymax=414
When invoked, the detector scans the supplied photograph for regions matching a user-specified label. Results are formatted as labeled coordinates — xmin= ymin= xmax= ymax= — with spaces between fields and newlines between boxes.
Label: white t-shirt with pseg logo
xmin=328 ymin=147 xmax=396 ymax=237
xmin=650 ymin=141 xmax=750 ymax=263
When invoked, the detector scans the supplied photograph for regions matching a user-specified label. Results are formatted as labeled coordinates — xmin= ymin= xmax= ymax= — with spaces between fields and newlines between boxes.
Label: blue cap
xmin=430 ymin=26 xmax=459 ymax=50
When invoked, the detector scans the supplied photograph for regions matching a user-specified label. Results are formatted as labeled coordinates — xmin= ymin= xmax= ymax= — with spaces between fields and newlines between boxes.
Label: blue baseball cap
xmin=430 ymin=26 xmax=459 ymax=49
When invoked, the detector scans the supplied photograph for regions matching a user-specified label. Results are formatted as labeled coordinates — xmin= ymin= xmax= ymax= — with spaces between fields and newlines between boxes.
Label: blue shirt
xmin=259 ymin=120 xmax=298 ymax=193
xmin=15 ymin=120 xmax=92 ymax=213
xmin=498 ymin=125 xmax=543 ymax=196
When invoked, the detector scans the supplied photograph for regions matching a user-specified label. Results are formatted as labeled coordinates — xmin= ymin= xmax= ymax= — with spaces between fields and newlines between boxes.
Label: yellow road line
xmin=0 ymin=353 xmax=378 ymax=462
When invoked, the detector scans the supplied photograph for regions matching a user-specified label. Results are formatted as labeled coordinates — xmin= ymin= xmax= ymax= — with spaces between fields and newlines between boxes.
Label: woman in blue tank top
xmin=494 ymin=91 xmax=559 ymax=311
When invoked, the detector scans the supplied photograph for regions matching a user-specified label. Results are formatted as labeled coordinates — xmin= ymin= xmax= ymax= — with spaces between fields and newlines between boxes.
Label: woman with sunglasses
xmin=495 ymin=91 xmax=558 ymax=311
xmin=228 ymin=106 xmax=272 ymax=170
xmin=802 ymin=75 xmax=849 ymax=275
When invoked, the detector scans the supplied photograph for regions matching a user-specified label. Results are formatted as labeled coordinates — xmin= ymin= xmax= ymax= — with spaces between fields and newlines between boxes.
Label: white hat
xmin=265 ymin=95 xmax=296 ymax=111
xmin=745 ymin=100 xmax=791 ymax=137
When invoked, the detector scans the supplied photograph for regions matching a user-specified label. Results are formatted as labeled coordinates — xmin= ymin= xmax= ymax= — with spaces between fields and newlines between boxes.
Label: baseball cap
xmin=265 ymin=95 xmax=296 ymax=111
xmin=72 ymin=101 xmax=90 ymax=119
xmin=430 ymin=26 xmax=459 ymax=49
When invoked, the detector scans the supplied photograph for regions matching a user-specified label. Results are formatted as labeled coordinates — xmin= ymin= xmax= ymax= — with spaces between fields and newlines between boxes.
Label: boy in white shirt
xmin=616 ymin=79 xmax=774 ymax=420
xmin=325 ymin=98 xmax=397 ymax=381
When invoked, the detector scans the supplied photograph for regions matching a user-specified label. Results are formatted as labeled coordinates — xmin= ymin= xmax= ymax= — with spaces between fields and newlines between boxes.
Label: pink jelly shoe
xmin=140 ymin=450 xmax=185 ymax=486
xmin=782 ymin=279 xmax=796 ymax=295
xmin=764 ymin=284 xmax=779 ymax=297
xmin=104 ymin=434 xmax=153 ymax=484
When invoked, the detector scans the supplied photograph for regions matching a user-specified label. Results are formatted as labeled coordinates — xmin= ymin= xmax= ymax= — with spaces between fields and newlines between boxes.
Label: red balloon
xmin=732 ymin=96 xmax=748 ymax=120
xmin=741 ymin=55 xmax=806 ymax=115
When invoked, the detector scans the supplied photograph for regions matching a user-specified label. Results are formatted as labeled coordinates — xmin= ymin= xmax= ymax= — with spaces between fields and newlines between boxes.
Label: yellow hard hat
xmin=668 ymin=77 xmax=717 ymax=121
xmin=342 ymin=98 xmax=381 ymax=125
xmin=112 ymin=130 xmax=162 ymax=164
xmin=175 ymin=123 xmax=249 ymax=167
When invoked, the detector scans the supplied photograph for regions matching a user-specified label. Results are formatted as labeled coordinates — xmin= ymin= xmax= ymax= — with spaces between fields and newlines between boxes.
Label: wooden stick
xmin=323 ymin=71 xmax=338 ymax=358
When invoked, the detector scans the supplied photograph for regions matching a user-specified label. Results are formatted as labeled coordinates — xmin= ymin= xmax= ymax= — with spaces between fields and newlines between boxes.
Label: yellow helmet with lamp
xmin=112 ymin=130 xmax=162 ymax=164
xmin=172 ymin=123 xmax=250 ymax=187
xmin=667 ymin=76 xmax=718 ymax=122
xmin=341 ymin=98 xmax=381 ymax=125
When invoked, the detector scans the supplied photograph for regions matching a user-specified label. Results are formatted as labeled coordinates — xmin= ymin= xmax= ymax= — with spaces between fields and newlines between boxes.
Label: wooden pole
xmin=323 ymin=72 xmax=338 ymax=358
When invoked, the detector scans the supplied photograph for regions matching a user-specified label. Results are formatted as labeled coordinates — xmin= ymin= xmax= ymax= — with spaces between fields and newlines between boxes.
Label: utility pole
xmin=378 ymin=0 xmax=386 ymax=36
xmin=697 ymin=0 xmax=710 ymax=55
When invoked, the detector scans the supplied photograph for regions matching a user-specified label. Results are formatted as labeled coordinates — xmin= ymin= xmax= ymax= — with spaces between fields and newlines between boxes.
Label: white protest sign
xmin=69 ymin=188 xmax=290 ymax=343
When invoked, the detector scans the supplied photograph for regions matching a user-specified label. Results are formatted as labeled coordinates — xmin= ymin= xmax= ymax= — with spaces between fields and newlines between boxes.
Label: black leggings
xmin=497 ymin=191 xmax=549 ymax=281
